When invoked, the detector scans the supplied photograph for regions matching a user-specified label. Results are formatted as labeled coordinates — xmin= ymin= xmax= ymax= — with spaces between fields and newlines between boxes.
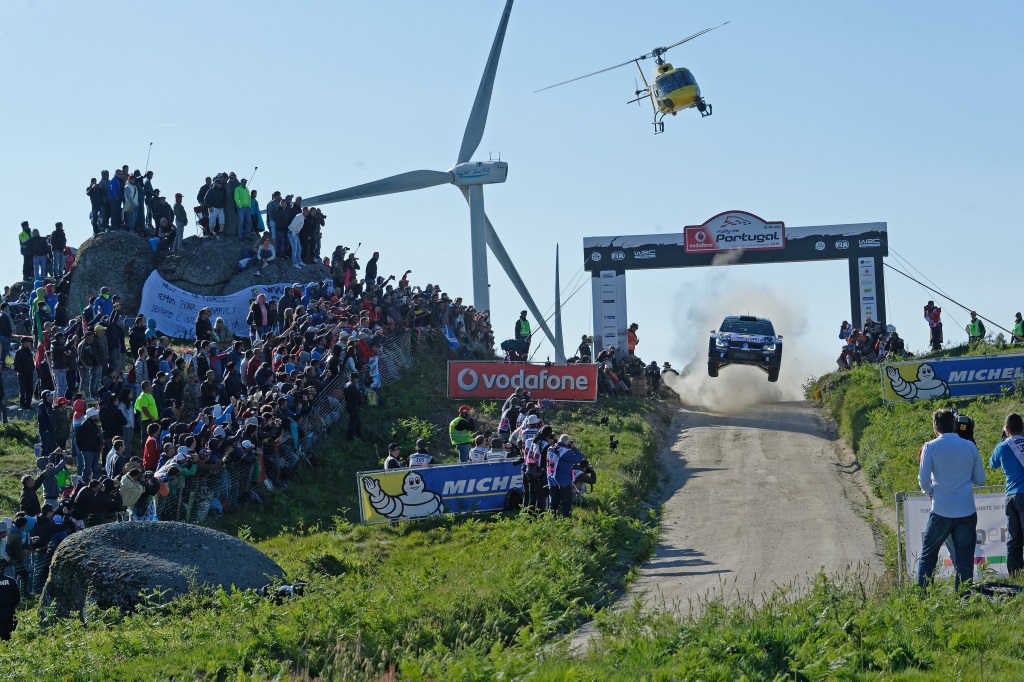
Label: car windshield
xmin=655 ymin=70 xmax=696 ymax=96
xmin=720 ymin=319 xmax=775 ymax=336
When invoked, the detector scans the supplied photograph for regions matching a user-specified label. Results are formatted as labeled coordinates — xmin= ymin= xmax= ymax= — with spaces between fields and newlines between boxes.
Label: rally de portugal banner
xmin=447 ymin=361 xmax=598 ymax=401
xmin=356 ymin=461 xmax=523 ymax=524
xmin=138 ymin=271 xmax=296 ymax=339
xmin=881 ymin=353 xmax=1024 ymax=403
xmin=901 ymin=491 xmax=1008 ymax=580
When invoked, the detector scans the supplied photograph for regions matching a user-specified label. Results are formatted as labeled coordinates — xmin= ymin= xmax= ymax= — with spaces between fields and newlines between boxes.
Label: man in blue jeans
xmin=917 ymin=408 xmax=986 ymax=588
xmin=989 ymin=413 xmax=1024 ymax=575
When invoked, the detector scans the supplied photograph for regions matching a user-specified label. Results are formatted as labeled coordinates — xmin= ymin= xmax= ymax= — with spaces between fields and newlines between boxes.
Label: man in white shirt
xmin=916 ymin=408 xmax=986 ymax=588
xmin=287 ymin=208 xmax=307 ymax=268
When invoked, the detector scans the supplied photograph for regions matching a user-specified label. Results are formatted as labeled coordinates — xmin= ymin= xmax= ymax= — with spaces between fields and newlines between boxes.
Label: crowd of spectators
xmin=837 ymin=318 xmax=909 ymax=370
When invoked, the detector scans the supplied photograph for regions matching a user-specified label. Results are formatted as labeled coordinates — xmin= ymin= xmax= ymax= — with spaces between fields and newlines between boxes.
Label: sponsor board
xmin=881 ymin=354 xmax=1024 ymax=403
xmin=357 ymin=461 xmax=524 ymax=523
xmin=684 ymin=210 xmax=785 ymax=254
xmin=857 ymin=257 xmax=877 ymax=322
xmin=448 ymin=361 xmax=598 ymax=401
xmin=902 ymin=491 xmax=1008 ymax=579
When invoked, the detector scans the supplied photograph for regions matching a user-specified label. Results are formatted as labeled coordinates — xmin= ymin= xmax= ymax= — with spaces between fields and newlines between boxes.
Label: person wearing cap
xmin=384 ymin=443 xmax=402 ymax=470
xmin=965 ymin=311 xmax=986 ymax=345
xmin=547 ymin=434 xmax=584 ymax=518
xmin=13 ymin=336 xmax=36 ymax=409
xmin=74 ymin=407 xmax=104 ymax=481
xmin=522 ymin=426 xmax=555 ymax=512
xmin=514 ymin=310 xmax=531 ymax=355
xmin=449 ymin=405 xmax=477 ymax=463
xmin=578 ymin=334 xmax=593 ymax=363
xmin=627 ymin=323 xmax=640 ymax=356
xmin=408 ymin=439 xmax=434 ymax=467
xmin=172 ymin=192 xmax=189 ymax=251
xmin=37 ymin=390 xmax=56 ymax=462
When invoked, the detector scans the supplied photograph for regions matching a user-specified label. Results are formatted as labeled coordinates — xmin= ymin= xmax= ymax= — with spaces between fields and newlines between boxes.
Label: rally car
xmin=708 ymin=315 xmax=782 ymax=382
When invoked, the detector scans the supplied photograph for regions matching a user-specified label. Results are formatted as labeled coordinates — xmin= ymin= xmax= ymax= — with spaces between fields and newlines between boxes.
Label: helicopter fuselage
xmin=651 ymin=63 xmax=700 ymax=115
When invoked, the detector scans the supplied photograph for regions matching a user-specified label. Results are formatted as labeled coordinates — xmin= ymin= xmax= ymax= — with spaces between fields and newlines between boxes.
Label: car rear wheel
xmin=767 ymin=367 xmax=779 ymax=382
xmin=708 ymin=362 xmax=719 ymax=378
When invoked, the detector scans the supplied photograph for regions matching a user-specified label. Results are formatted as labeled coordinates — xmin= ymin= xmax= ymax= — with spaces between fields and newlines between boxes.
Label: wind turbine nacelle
xmin=451 ymin=161 xmax=509 ymax=186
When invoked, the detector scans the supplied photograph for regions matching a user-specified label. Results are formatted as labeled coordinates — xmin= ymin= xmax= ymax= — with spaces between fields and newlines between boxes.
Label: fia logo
xmin=611 ymin=251 xmax=625 ymax=261
xmin=835 ymin=240 xmax=849 ymax=249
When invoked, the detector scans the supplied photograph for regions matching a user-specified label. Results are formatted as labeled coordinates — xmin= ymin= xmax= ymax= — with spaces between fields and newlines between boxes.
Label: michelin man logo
xmin=362 ymin=471 xmax=444 ymax=520
xmin=886 ymin=363 xmax=949 ymax=400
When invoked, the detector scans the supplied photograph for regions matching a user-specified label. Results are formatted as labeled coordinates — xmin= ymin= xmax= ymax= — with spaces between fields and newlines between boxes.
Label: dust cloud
xmin=662 ymin=276 xmax=831 ymax=413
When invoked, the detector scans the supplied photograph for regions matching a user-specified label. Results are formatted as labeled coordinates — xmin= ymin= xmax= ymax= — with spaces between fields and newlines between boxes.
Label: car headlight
xmin=715 ymin=336 xmax=729 ymax=348
xmin=763 ymin=341 xmax=777 ymax=352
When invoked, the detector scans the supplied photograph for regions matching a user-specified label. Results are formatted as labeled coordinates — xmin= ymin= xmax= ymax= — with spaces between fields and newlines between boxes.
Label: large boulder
xmin=40 ymin=521 xmax=284 ymax=621
xmin=158 ymin=235 xmax=253 ymax=288
xmin=69 ymin=231 xmax=154 ymax=316
xmin=223 ymin=257 xmax=332 ymax=294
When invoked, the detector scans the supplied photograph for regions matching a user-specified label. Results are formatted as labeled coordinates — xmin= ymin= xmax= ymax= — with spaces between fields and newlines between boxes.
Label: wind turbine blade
xmin=459 ymin=188 xmax=563 ymax=362
xmin=302 ymin=170 xmax=453 ymax=207
xmin=457 ymin=0 xmax=514 ymax=164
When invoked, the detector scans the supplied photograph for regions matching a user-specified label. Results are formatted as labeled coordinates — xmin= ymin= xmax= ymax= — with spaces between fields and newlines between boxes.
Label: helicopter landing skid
xmin=653 ymin=113 xmax=666 ymax=134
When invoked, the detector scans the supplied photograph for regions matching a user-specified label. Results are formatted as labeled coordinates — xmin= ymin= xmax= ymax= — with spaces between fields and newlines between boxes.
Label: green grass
xmin=3 ymin=352 xmax=665 ymax=680
xmin=0 ymin=419 xmax=39 ymax=512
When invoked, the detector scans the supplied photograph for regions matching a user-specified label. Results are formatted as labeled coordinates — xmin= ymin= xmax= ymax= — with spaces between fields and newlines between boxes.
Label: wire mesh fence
xmin=157 ymin=331 xmax=419 ymax=523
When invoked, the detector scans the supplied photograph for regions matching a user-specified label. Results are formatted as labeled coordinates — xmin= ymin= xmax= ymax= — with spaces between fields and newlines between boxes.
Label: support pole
xmin=468 ymin=184 xmax=490 ymax=313
xmin=554 ymin=243 xmax=564 ymax=363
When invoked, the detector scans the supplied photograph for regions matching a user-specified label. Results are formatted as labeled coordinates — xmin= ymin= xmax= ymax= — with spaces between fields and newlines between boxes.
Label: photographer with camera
xmin=547 ymin=434 xmax=583 ymax=518
xmin=989 ymin=413 xmax=1024 ymax=575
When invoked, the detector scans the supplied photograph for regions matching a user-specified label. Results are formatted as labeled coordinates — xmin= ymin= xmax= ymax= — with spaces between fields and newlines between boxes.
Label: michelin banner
xmin=881 ymin=353 xmax=1024 ymax=403
xmin=357 ymin=461 xmax=523 ymax=524
xmin=902 ymin=491 xmax=1007 ymax=580
xmin=137 ymin=271 xmax=296 ymax=339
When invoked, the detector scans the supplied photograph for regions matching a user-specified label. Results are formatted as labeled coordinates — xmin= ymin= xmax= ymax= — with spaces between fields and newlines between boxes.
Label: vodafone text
xmin=457 ymin=367 xmax=589 ymax=392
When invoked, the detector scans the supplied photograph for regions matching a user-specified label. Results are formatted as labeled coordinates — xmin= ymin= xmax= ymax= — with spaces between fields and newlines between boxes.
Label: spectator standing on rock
xmin=107 ymin=169 xmax=124 ymax=230
xmin=49 ymin=222 xmax=67 ymax=278
xmin=965 ymin=311 xmax=986 ymax=345
xmin=288 ymin=208 xmax=307 ymax=268
xmin=28 ymin=229 xmax=50 ymax=281
xmin=14 ymin=337 xmax=35 ymax=409
xmin=87 ymin=176 xmax=107 ymax=234
xmin=234 ymin=178 xmax=252 ymax=239
xmin=916 ymin=408 xmax=985 ymax=589
xmin=123 ymin=174 xmax=140 ymax=233
xmin=224 ymin=172 xmax=240 ymax=237
xmin=18 ymin=221 xmax=32 ymax=282
xmin=0 ymin=302 xmax=14 ymax=368
xmin=924 ymin=301 xmax=943 ymax=351
xmin=204 ymin=177 xmax=227 ymax=237
xmin=627 ymin=323 xmax=639 ymax=356
xmin=172 ymin=193 xmax=188 ymax=251
xmin=989 ymin=413 xmax=1024 ymax=575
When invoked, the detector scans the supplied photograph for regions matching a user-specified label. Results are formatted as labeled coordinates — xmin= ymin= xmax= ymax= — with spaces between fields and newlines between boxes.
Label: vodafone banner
xmin=448 ymin=362 xmax=598 ymax=401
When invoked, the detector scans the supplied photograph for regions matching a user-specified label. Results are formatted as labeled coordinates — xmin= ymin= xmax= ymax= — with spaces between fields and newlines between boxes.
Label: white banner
xmin=138 ymin=271 xmax=297 ymax=340
xmin=902 ymin=491 xmax=1008 ymax=580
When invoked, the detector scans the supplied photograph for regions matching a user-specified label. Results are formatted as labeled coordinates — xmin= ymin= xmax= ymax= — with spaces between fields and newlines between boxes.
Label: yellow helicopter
xmin=535 ymin=22 xmax=728 ymax=134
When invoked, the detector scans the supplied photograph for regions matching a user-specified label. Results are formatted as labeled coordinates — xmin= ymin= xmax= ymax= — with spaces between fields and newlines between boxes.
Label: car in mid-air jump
xmin=708 ymin=315 xmax=782 ymax=382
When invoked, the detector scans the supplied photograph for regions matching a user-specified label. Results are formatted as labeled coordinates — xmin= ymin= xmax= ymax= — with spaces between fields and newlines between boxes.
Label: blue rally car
xmin=708 ymin=315 xmax=783 ymax=382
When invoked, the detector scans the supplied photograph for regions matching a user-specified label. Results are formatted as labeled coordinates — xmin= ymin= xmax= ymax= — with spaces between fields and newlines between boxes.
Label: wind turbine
xmin=302 ymin=0 xmax=565 ymax=362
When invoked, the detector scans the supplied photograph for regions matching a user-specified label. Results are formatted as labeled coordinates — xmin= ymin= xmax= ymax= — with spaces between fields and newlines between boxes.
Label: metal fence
xmin=157 ymin=331 xmax=419 ymax=523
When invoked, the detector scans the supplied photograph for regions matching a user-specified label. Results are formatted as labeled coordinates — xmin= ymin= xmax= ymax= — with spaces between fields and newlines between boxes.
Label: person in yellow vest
xmin=449 ymin=405 xmax=476 ymax=463
xmin=514 ymin=311 xmax=531 ymax=356
xmin=627 ymin=323 xmax=639 ymax=356
xmin=965 ymin=311 xmax=986 ymax=345
xmin=1013 ymin=313 xmax=1024 ymax=344
xmin=18 ymin=221 xmax=32 ymax=282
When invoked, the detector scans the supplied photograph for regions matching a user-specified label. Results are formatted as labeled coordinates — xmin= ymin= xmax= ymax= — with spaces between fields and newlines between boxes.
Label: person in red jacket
xmin=924 ymin=301 xmax=943 ymax=351
xmin=141 ymin=422 xmax=161 ymax=472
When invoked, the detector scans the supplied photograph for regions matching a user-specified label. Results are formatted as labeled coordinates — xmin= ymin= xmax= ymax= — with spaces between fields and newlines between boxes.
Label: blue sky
xmin=2 ymin=0 xmax=1022 ymax=380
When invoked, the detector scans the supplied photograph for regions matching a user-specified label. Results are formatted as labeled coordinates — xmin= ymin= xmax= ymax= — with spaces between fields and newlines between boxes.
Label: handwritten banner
xmin=138 ymin=271 xmax=296 ymax=340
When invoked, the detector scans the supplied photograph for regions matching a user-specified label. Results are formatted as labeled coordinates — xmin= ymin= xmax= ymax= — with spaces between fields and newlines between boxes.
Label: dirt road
xmin=573 ymin=400 xmax=883 ymax=648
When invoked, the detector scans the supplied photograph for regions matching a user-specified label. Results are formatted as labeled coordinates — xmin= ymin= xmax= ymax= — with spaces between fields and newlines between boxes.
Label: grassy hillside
xmin=3 ymin=351 xmax=667 ymax=680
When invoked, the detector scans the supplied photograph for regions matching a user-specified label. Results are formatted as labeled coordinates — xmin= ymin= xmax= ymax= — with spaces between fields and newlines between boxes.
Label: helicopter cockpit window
xmin=655 ymin=70 xmax=697 ymax=96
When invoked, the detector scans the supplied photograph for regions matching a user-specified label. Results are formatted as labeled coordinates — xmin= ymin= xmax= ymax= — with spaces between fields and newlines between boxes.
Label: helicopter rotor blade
xmin=534 ymin=56 xmax=645 ymax=94
xmin=658 ymin=22 xmax=730 ymax=53
xmin=302 ymin=170 xmax=454 ymax=207
xmin=457 ymin=0 xmax=515 ymax=165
